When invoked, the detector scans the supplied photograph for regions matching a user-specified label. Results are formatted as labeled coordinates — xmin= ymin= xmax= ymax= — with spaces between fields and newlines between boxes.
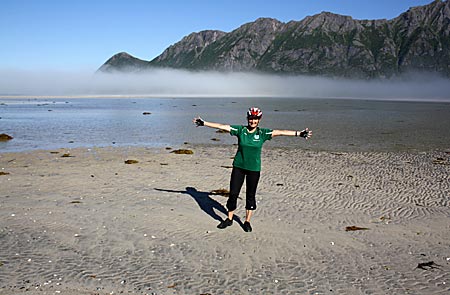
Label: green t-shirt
xmin=230 ymin=125 xmax=273 ymax=171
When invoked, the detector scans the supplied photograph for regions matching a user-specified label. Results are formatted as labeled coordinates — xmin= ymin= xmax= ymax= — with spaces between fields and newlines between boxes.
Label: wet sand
xmin=1 ymin=145 xmax=449 ymax=294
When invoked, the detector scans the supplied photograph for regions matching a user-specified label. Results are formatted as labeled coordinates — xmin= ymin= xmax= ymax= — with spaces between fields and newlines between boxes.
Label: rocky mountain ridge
xmin=99 ymin=0 xmax=450 ymax=78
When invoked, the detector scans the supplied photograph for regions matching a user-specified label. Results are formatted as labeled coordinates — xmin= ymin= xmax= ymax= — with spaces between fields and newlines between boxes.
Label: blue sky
xmin=0 ymin=0 xmax=435 ymax=71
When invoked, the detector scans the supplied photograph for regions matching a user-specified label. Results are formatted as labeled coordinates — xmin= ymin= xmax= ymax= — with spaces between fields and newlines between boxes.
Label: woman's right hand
xmin=193 ymin=116 xmax=205 ymax=127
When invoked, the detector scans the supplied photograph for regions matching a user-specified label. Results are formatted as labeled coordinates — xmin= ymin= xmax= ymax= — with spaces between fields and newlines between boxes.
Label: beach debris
xmin=50 ymin=151 xmax=59 ymax=154
xmin=379 ymin=216 xmax=391 ymax=224
xmin=416 ymin=261 xmax=441 ymax=270
xmin=221 ymin=165 xmax=233 ymax=169
xmin=61 ymin=153 xmax=73 ymax=157
xmin=171 ymin=149 xmax=193 ymax=155
xmin=0 ymin=133 xmax=13 ymax=141
xmin=210 ymin=188 xmax=230 ymax=196
xmin=345 ymin=174 xmax=360 ymax=188
xmin=371 ymin=216 xmax=391 ymax=224
xmin=0 ymin=172 xmax=10 ymax=176
xmin=276 ymin=183 xmax=284 ymax=186
xmin=345 ymin=226 xmax=370 ymax=232
xmin=70 ymin=200 xmax=82 ymax=204
xmin=160 ymin=163 xmax=169 ymax=166
xmin=124 ymin=159 xmax=139 ymax=164
xmin=143 ymin=112 xmax=151 ymax=115
xmin=211 ymin=138 xmax=220 ymax=141
xmin=165 ymin=147 xmax=172 ymax=150
xmin=433 ymin=157 xmax=449 ymax=165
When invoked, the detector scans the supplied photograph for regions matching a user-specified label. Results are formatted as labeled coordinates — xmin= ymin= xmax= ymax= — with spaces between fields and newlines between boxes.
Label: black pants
xmin=227 ymin=167 xmax=261 ymax=211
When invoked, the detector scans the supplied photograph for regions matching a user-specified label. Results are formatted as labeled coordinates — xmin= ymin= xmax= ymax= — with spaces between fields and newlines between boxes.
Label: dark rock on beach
xmin=0 ymin=134 xmax=13 ymax=141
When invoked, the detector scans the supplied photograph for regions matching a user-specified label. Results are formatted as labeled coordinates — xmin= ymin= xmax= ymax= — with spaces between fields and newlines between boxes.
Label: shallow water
xmin=1 ymin=97 xmax=449 ymax=153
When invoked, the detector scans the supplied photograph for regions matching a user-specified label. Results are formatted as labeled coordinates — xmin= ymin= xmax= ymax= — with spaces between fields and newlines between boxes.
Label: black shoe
xmin=243 ymin=221 xmax=252 ymax=232
xmin=217 ymin=218 xmax=233 ymax=229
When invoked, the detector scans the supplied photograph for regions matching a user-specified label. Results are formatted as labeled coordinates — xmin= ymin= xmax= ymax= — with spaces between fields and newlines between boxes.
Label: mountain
xmin=99 ymin=0 xmax=450 ymax=79
xmin=97 ymin=52 xmax=150 ymax=72
xmin=150 ymin=30 xmax=227 ymax=68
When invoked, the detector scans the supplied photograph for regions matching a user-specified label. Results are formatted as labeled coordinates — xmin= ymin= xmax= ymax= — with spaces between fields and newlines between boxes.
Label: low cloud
xmin=1 ymin=68 xmax=449 ymax=101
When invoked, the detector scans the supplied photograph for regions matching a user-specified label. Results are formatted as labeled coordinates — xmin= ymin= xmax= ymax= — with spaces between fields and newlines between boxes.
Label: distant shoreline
xmin=1 ymin=94 xmax=450 ymax=103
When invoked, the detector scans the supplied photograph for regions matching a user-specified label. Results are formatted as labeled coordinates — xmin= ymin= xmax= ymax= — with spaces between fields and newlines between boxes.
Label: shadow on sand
xmin=154 ymin=187 xmax=243 ymax=226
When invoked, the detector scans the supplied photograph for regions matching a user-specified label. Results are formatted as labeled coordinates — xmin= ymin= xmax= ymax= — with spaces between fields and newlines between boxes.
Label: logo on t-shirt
xmin=253 ymin=134 xmax=260 ymax=141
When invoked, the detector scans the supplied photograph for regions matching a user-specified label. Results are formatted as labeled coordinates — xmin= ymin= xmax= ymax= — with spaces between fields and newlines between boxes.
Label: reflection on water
xmin=1 ymin=97 xmax=449 ymax=153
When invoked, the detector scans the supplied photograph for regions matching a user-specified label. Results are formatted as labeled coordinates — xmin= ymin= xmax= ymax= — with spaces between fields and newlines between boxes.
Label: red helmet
xmin=247 ymin=107 xmax=262 ymax=118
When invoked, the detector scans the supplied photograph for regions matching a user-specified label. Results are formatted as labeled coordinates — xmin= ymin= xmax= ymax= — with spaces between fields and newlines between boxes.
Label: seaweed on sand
xmin=210 ymin=189 xmax=230 ymax=197
xmin=345 ymin=226 xmax=370 ymax=231
xmin=171 ymin=149 xmax=193 ymax=155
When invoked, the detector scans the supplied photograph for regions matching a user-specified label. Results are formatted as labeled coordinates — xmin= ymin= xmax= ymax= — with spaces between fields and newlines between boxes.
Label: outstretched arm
xmin=193 ymin=116 xmax=231 ymax=132
xmin=272 ymin=128 xmax=312 ymax=139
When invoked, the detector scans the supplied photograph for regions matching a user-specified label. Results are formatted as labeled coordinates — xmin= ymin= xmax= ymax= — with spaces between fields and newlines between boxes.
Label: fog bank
xmin=1 ymin=68 xmax=449 ymax=101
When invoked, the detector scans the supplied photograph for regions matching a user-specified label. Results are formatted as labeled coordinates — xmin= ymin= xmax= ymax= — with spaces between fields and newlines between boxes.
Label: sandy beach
xmin=1 ymin=145 xmax=449 ymax=294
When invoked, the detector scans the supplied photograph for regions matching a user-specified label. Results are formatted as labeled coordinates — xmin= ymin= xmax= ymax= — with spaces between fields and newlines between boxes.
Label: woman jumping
xmin=193 ymin=107 xmax=312 ymax=232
